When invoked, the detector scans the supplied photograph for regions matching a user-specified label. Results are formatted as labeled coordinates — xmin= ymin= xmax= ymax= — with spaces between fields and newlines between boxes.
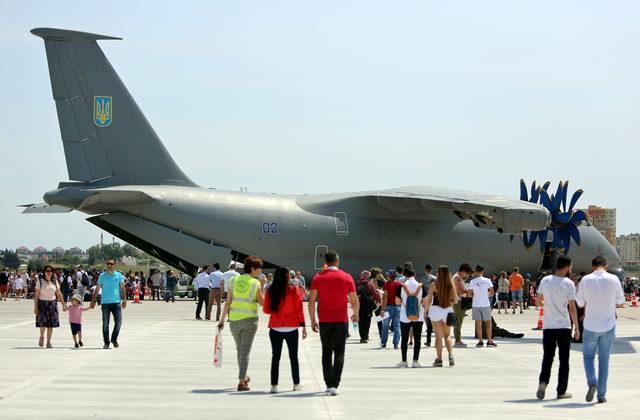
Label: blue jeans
xmin=101 ymin=303 xmax=122 ymax=344
xmin=381 ymin=305 xmax=400 ymax=346
xmin=582 ymin=327 xmax=615 ymax=399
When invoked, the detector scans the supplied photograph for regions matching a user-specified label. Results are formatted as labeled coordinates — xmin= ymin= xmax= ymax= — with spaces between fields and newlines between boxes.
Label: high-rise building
xmin=582 ymin=205 xmax=617 ymax=246
xmin=617 ymin=233 xmax=640 ymax=265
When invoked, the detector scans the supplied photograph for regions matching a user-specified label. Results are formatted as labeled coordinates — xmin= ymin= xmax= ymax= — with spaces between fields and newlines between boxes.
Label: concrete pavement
xmin=1 ymin=299 xmax=638 ymax=419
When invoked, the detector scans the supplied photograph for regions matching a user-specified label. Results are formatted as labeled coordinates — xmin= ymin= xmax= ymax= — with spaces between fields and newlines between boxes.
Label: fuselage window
xmin=334 ymin=212 xmax=348 ymax=235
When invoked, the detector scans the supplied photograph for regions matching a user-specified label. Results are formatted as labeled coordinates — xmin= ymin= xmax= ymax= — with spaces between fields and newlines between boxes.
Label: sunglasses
xmin=45 ymin=269 xmax=53 ymax=273
xmin=106 ymin=262 xmax=115 ymax=266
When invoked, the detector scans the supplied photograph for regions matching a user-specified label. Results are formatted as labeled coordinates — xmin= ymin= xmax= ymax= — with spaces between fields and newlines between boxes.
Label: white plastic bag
xmin=213 ymin=327 xmax=223 ymax=368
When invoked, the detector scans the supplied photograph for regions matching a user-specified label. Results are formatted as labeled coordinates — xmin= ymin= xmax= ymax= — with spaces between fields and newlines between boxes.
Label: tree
xmin=122 ymin=243 xmax=140 ymax=258
xmin=2 ymin=249 xmax=21 ymax=270
xmin=27 ymin=258 xmax=48 ymax=273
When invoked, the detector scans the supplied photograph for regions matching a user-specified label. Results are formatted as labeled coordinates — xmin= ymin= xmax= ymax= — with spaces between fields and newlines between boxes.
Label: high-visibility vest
xmin=229 ymin=274 xmax=260 ymax=321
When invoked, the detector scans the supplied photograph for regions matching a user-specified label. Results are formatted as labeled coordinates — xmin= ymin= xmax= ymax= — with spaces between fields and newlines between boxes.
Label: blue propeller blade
xmin=555 ymin=211 xmax=574 ymax=225
xmin=539 ymin=190 xmax=551 ymax=208
xmin=568 ymin=189 xmax=583 ymax=212
xmin=522 ymin=231 xmax=530 ymax=248
xmin=561 ymin=231 xmax=571 ymax=255
xmin=551 ymin=229 xmax=562 ymax=250
xmin=550 ymin=182 xmax=564 ymax=212
xmin=565 ymin=223 xmax=581 ymax=247
xmin=530 ymin=181 xmax=537 ymax=203
xmin=570 ymin=210 xmax=588 ymax=225
xmin=520 ymin=179 xmax=528 ymax=202
xmin=542 ymin=181 xmax=551 ymax=192
xmin=531 ymin=186 xmax=540 ymax=204
xmin=526 ymin=231 xmax=538 ymax=248
xmin=561 ymin=181 xmax=569 ymax=212
xmin=538 ymin=230 xmax=548 ymax=253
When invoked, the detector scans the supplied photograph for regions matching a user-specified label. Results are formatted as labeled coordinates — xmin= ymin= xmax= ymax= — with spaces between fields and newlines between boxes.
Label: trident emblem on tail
xmin=94 ymin=96 xmax=112 ymax=127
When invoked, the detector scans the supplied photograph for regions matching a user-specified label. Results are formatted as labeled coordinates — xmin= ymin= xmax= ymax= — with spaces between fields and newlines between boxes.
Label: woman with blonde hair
xmin=426 ymin=265 xmax=459 ymax=367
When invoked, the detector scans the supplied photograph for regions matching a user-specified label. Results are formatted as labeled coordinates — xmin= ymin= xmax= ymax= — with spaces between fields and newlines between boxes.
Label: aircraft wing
xmin=296 ymin=185 xmax=550 ymax=234
xmin=19 ymin=203 xmax=73 ymax=214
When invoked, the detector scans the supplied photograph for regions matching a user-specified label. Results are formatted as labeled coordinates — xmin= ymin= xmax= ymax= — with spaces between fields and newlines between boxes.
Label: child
xmin=68 ymin=294 xmax=92 ymax=348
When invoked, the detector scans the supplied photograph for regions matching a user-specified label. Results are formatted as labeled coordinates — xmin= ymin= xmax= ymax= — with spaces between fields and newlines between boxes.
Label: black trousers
xmin=425 ymin=316 xmax=433 ymax=344
xmin=401 ymin=321 xmax=423 ymax=362
xmin=269 ymin=329 xmax=300 ymax=385
xmin=319 ymin=322 xmax=348 ymax=388
xmin=195 ymin=288 xmax=209 ymax=317
xmin=539 ymin=328 xmax=571 ymax=394
xmin=358 ymin=307 xmax=372 ymax=340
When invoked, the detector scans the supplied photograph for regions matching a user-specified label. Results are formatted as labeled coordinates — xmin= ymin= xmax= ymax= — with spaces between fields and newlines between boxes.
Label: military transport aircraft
xmin=23 ymin=28 xmax=620 ymax=277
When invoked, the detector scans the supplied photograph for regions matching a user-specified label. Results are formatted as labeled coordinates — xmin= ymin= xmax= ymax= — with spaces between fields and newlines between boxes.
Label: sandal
xmin=38 ymin=337 xmax=44 ymax=347
xmin=237 ymin=382 xmax=250 ymax=392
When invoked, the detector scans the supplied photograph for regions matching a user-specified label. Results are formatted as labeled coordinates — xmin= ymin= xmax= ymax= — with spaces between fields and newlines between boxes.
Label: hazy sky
xmin=1 ymin=1 xmax=639 ymax=250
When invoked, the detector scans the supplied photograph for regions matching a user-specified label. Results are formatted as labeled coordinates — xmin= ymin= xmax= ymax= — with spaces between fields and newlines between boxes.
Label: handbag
xmin=460 ymin=297 xmax=473 ymax=311
xmin=213 ymin=327 xmax=223 ymax=368
xmin=446 ymin=312 xmax=458 ymax=327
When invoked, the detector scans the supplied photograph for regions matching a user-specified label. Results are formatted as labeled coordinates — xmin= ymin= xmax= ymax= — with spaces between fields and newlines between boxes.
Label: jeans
xmin=453 ymin=303 xmax=467 ymax=342
xmin=101 ymin=303 xmax=122 ymax=344
xmin=195 ymin=288 xmax=209 ymax=318
xmin=381 ymin=305 xmax=400 ymax=346
xmin=582 ymin=327 xmax=616 ymax=400
xmin=400 ymin=321 xmax=423 ymax=362
xmin=319 ymin=322 xmax=348 ymax=388
xmin=269 ymin=329 xmax=300 ymax=385
xmin=539 ymin=328 xmax=571 ymax=394
xmin=229 ymin=317 xmax=259 ymax=380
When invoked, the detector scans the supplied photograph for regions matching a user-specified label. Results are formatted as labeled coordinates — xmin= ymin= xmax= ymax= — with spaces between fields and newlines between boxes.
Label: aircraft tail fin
xmin=31 ymin=28 xmax=196 ymax=187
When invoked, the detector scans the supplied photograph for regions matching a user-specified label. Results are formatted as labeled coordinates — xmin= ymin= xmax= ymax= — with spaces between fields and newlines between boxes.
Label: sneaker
xmin=597 ymin=398 xmax=606 ymax=404
xmin=79 ymin=341 xmax=83 ymax=347
xmin=536 ymin=382 xmax=547 ymax=400
xmin=112 ymin=341 xmax=119 ymax=348
xmin=424 ymin=342 xmax=431 ymax=347
xmin=103 ymin=343 xmax=110 ymax=349
xmin=328 ymin=387 xmax=339 ymax=396
xmin=432 ymin=359 xmax=443 ymax=367
xmin=396 ymin=361 xmax=408 ymax=368
xmin=586 ymin=384 xmax=597 ymax=402
xmin=270 ymin=386 xmax=278 ymax=394
xmin=476 ymin=341 xmax=484 ymax=348
xmin=292 ymin=384 xmax=302 ymax=392
xmin=359 ymin=339 xmax=367 ymax=343
xmin=380 ymin=344 xmax=387 ymax=349
xmin=408 ymin=341 xmax=413 ymax=346
xmin=486 ymin=341 xmax=498 ymax=347
xmin=454 ymin=341 xmax=467 ymax=348
xmin=393 ymin=345 xmax=399 ymax=350
xmin=74 ymin=343 xmax=79 ymax=349
xmin=557 ymin=392 xmax=572 ymax=399
xmin=195 ymin=316 xmax=202 ymax=320
xmin=449 ymin=355 xmax=455 ymax=366
xmin=411 ymin=361 xmax=422 ymax=368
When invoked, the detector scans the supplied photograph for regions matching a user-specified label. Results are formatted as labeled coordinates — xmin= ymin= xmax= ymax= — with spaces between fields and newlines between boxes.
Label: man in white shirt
xmin=465 ymin=265 xmax=496 ymax=348
xmin=76 ymin=266 xmax=85 ymax=298
xmin=576 ymin=256 xmax=625 ymax=404
xmin=206 ymin=263 xmax=224 ymax=321
xmin=535 ymin=255 xmax=579 ymax=400
xmin=194 ymin=266 xmax=211 ymax=320
xmin=221 ymin=263 xmax=240 ymax=296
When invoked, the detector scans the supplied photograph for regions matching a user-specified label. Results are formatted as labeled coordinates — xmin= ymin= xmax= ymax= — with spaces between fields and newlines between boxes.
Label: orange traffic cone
xmin=532 ymin=307 xmax=544 ymax=330
xmin=631 ymin=291 xmax=638 ymax=308
xmin=134 ymin=287 xmax=140 ymax=303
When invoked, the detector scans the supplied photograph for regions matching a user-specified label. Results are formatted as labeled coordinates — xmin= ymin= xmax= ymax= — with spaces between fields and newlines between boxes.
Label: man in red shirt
xmin=309 ymin=250 xmax=359 ymax=396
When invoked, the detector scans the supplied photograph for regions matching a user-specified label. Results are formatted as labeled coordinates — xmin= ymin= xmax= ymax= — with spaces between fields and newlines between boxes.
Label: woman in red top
xmin=264 ymin=267 xmax=307 ymax=394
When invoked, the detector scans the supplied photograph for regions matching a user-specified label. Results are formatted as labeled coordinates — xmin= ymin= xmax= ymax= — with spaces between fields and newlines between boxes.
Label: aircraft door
xmin=314 ymin=245 xmax=329 ymax=270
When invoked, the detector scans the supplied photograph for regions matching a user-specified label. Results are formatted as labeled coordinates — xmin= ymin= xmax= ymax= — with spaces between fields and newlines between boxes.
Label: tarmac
xmin=1 ymin=299 xmax=638 ymax=419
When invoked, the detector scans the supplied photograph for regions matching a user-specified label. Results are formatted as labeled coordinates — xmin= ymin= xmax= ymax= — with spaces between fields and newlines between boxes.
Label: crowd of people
xmin=0 ymin=251 xmax=629 ymax=404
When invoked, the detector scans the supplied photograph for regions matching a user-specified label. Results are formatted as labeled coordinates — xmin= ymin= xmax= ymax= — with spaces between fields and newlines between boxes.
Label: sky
xmin=1 ymin=0 xmax=639 ymax=250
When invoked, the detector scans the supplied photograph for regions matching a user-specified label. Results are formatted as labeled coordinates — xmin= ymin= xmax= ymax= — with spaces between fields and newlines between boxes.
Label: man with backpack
xmin=395 ymin=267 xmax=428 ymax=367
xmin=357 ymin=269 xmax=381 ymax=343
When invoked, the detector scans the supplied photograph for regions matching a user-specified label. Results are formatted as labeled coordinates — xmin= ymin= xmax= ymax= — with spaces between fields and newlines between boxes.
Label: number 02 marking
xmin=262 ymin=222 xmax=278 ymax=234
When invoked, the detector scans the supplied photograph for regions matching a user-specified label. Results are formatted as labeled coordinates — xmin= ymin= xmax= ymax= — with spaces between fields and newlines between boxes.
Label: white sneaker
xmin=292 ymin=384 xmax=302 ymax=392
xmin=411 ymin=361 xmax=422 ymax=368
xmin=270 ymin=385 xmax=278 ymax=394
xmin=396 ymin=361 xmax=408 ymax=368
xmin=328 ymin=387 xmax=339 ymax=396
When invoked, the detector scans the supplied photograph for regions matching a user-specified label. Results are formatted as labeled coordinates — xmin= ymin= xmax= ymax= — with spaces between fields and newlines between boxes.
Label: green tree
xmin=2 ymin=249 xmax=21 ymax=270
xmin=27 ymin=257 xmax=48 ymax=273
xmin=122 ymin=243 xmax=140 ymax=258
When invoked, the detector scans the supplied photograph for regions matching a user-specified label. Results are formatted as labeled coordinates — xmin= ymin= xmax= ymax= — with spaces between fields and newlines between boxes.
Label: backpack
xmin=402 ymin=283 xmax=422 ymax=321
xmin=81 ymin=271 xmax=90 ymax=287
xmin=357 ymin=283 xmax=376 ymax=313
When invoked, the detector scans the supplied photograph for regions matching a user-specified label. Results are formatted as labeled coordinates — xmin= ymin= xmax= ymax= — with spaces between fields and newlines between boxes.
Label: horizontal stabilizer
xmin=79 ymin=189 xmax=158 ymax=211
xmin=19 ymin=203 xmax=73 ymax=214
xmin=30 ymin=28 xmax=121 ymax=41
